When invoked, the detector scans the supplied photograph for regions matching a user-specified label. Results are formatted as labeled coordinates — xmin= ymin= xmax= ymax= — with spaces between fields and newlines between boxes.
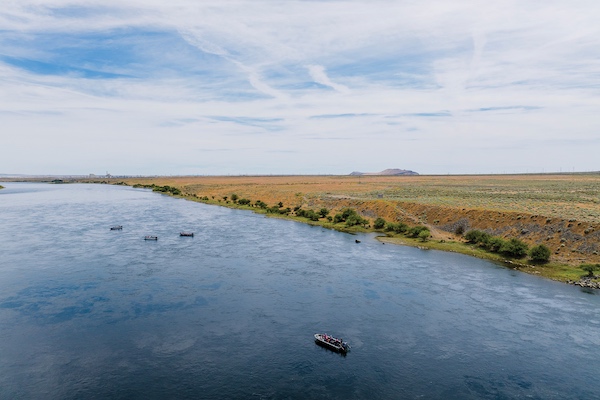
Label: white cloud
xmin=1 ymin=1 xmax=600 ymax=175
xmin=307 ymin=65 xmax=349 ymax=94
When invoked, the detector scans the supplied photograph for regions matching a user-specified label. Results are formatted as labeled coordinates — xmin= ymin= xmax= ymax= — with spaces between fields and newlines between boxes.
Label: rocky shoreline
xmin=567 ymin=277 xmax=600 ymax=289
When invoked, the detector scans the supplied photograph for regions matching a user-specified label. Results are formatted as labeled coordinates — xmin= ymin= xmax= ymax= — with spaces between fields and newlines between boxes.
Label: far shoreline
xmin=4 ymin=177 xmax=599 ymax=289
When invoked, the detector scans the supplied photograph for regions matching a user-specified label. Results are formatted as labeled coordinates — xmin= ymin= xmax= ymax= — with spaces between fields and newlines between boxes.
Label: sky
xmin=1 ymin=0 xmax=599 ymax=176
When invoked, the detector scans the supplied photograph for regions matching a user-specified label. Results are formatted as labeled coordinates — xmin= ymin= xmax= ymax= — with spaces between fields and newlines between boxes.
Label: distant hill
xmin=349 ymin=169 xmax=419 ymax=176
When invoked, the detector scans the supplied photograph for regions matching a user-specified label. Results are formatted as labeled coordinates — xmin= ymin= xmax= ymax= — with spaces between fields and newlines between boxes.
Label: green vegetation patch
xmin=332 ymin=208 xmax=369 ymax=227
xmin=133 ymin=183 xmax=181 ymax=196
xmin=464 ymin=229 xmax=530 ymax=259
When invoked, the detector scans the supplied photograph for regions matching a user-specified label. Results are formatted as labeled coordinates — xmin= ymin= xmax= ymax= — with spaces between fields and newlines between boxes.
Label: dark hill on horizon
xmin=350 ymin=168 xmax=418 ymax=176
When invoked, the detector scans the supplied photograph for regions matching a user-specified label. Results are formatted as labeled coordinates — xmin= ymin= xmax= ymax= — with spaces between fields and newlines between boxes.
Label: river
xmin=1 ymin=182 xmax=599 ymax=399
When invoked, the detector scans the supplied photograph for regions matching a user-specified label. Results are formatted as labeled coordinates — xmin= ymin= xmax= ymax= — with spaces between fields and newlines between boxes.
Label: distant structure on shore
xmin=89 ymin=172 xmax=112 ymax=178
xmin=349 ymin=168 xmax=419 ymax=176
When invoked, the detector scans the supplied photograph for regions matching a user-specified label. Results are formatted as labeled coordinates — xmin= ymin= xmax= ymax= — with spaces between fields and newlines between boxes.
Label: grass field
xmin=109 ymin=173 xmax=600 ymax=223
xmin=102 ymin=174 xmax=594 ymax=212
xmin=358 ymin=174 xmax=600 ymax=223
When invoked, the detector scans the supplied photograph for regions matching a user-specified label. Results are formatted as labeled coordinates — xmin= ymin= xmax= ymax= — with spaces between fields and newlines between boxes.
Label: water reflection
xmin=1 ymin=182 xmax=599 ymax=399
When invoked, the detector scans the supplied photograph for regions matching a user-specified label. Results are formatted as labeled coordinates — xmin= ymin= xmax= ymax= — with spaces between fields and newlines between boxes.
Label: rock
xmin=571 ymin=277 xmax=600 ymax=289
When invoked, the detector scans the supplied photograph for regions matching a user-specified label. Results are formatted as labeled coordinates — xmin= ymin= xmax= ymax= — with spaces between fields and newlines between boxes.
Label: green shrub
xmin=580 ymin=263 xmax=600 ymax=277
xmin=407 ymin=225 xmax=428 ymax=238
xmin=529 ymin=244 xmax=551 ymax=263
xmin=151 ymin=185 xmax=181 ymax=196
xmin=464 ymin=230 xmax=529 ymax=258
xmin=394 ymin=222 xmax=408 ymax=233
xmin=297 ymin=209 xmax=319 ymax=221
xmin=486 ymin=237 xmax=506 ymax=252
xmin=345 ymin=214 xmax=368 ymax=227
xmin=373 ymin=217 xmax=386 ymax=230
xmin=464 ymin=230 xmax=490 ymax=245
xmin=500 ymin=238 xmax=529 ymax=258
xmin=331 ymin=208 xmax=367 ymax=227
xmin=418 ymin=229 xmax=430 ymax=242
xmin=385 ymin=222 xmax=408 ymax=233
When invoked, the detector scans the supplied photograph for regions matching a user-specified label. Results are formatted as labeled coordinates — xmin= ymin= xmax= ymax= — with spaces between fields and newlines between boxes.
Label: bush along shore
xmin=112 ymin=182 xmax=599 ymax=288
xmin=132 ymin=183 xmax=182 ymax=195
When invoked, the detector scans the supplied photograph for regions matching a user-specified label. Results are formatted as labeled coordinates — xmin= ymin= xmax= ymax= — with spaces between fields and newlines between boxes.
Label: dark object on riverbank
xmin=144 ymin=236 xmax=158 ymax=240
xmin=355 ymin=239 xmax=361 ymax=243
xmin=314 ymin=333 xmax=350 ymax=354
xmin=110 ymin=225 xmax=123 ymax=230
xmin=180 ymin=232 xmax=194 ymax=237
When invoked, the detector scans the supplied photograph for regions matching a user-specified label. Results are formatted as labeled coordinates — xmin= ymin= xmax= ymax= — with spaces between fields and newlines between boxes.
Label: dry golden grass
xmin=115 ymin=173 xmax=600 ymax=223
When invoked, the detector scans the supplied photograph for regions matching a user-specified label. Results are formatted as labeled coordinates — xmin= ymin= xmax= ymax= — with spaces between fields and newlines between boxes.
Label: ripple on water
xmin=1 ymin=183 xmax=600 ymax=399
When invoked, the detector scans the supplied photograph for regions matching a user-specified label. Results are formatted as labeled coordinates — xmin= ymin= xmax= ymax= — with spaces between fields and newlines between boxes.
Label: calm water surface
xmin=1 ymin=182 xmax=600 ymax=399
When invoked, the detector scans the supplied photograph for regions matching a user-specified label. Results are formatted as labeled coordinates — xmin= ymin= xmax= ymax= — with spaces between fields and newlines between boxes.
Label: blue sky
xmin=1 ymin=1 xmax=599 ymax=175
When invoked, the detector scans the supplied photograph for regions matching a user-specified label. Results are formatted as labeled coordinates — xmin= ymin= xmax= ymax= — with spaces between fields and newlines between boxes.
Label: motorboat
xmin=314 ymin=333 xmax=350 ymax=353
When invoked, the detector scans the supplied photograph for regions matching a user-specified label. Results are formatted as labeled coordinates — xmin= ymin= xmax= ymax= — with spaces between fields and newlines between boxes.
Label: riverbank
xmin=113 ymin=177 xmax=598 ymax=286
xmin=13 ymin=175 xmax=600 ymax=285
xmin=202 ymin=200 xmax=590 ymax=284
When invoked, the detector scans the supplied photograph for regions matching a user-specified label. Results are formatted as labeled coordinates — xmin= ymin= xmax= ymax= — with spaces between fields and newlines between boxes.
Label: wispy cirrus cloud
xmin=1 ymin=1 xmax=599 ymax=175
xmin=307 ymin=65 xmax=350 ymax=94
